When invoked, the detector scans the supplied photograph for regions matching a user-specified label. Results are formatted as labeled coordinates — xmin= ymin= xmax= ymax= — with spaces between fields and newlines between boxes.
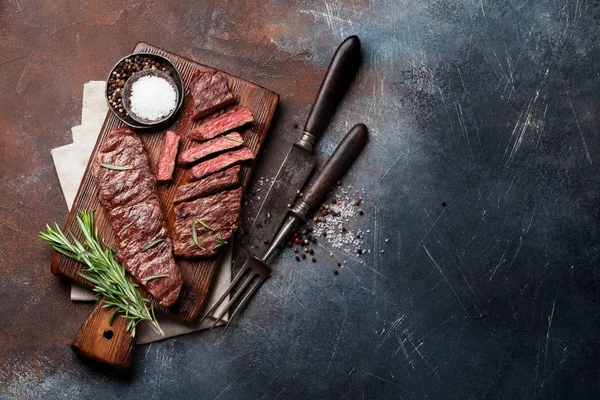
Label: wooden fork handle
xmin=71 ymin=301 xmax=134 ymax=368
xmin=301 ymin=123 xmax=369 ymax=210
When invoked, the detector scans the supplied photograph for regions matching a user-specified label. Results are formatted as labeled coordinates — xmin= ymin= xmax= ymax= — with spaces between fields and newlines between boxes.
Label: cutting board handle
xmin=71 ymin=301 xmax=134 ymax=368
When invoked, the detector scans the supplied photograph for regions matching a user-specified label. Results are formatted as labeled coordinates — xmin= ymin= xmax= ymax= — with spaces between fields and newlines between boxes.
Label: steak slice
xmin=178 ymin=132 xmax=244 ymax=167
xmin=156 ymin=131 xmax=180 ymax=184
xmin=189 ymin=106 xmax=254 ymax=142
xmin=185 ymin=147 xmax=254 ymax=182
xmin=172 ymin=188 xmax=244 ymax=258
xmin=190 ymin=71 xmax=236 ymax=120
xmin=174 ymin=166 xmax=241 ymax=204
xmin=93 ymin=127 xmax=182 ymax=308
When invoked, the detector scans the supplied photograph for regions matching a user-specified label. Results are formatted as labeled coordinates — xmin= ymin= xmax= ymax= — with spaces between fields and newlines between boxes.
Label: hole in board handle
xmin=103 ymin=330 xmax=114 ymax=341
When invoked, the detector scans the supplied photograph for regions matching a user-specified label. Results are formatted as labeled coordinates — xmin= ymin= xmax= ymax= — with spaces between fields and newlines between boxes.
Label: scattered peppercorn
xmin=337 ymin=262 xmax=341 ymax=267
xmin=333 ymin=269 xmax=338 ymax=275
xmin=359 ymin=210 xmax=364 ymax=216
xmin=357 ymin=249 xmax=363 ymax=255
xmin=304 ymin=247 xmax=309 ymax=253
xmin=441 ymin=200 xmax=447 ymax=207
xmin=294 ymin=237 xmax=300 ymax=244
xmin=301 ymin=253 xmax=306 ymax=259
xmin=354 ymin=199 xmax=361 ymax=205
xmin=293 ymin=248 xmax=299 ymax=253
xmin=295 ymin=256 xmax=301 ymax=262
xmin=309 ymin=249 xmax=314 ymax=255
xmin=312 ymin=258 xmax=317 ymax=263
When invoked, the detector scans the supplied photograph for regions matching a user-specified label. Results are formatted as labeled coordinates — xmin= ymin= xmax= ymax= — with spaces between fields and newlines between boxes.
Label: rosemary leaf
xmin=223 ymin=135 xmax=244 ymax=144
xmin=196 ymin=219 xmax=214 ymax=231
xmin=120 ymin=221 xmax=134 ymax=233
xmin=191 ymin=220 xmax=205 ymax=250
xmin=141 ymin=239 xmax=165 ymax=252
xmin=145 ymin=274 xmax=169 ymax=282
xmin=100 ymin=163 xmax=133 ymax=171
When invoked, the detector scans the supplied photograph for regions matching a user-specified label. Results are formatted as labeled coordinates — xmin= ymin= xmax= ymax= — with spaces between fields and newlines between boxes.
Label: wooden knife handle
xmin=71 ymin=301 xmax=134 ymax=369
xmin=301 ymin=123 xmax=368 ymax=210
xmin=303 ymin=36 xmax=361 ymax=140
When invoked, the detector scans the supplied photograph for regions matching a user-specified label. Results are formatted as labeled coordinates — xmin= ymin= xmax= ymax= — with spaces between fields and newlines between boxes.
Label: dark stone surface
xmin=1 ymin=0 xmax=599 ymax=398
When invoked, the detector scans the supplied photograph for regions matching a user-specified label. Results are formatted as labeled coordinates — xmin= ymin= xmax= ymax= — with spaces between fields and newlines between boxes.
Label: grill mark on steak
xmin=177 ymin=132 xmax=244 ymax=167
xmin=172 ymin=188 xmax=244 ymax=258
xmin=185 ymin=147 xmax=254 ymax=182
xmin=189 ymin=106 xmax=254 ymax=142
xmin=190 ymin=71 xmax=236 ymax=121
xmin=156 ymin=131 xmax=180 ymax=183
xmin=173 ymin=166 xmax=241 ymax=204
xmin=93 ymin=127 xmax=182 ymax=308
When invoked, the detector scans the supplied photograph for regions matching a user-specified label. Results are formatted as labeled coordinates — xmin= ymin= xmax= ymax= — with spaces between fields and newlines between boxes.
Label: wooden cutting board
xmin=51 ymin=42 xmax=279 ymax=325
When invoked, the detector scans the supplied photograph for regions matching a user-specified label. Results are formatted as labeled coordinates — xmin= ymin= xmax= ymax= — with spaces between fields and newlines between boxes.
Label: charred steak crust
xmin=185 ymin=147 xmax=254 ymax=182
xmin=189 ymin=106 xmax=254 ymax=142
xmin=172 ymin=187 xmax=244 ymax=258
xmin=173 ymin=166 xmax=241 ymax=204
xmin=156 ymin=130 xmax=180 ymax=183
xmin=190 ymin=71 xmax=236 ymax=121
xmin=178 ymin=132 xmax=244 ymax=167
xmin=93 ymin=127 xmax=182 ymax=308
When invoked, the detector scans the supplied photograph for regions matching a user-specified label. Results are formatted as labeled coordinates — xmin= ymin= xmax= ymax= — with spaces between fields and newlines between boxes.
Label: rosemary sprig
xmin=38 ymin=210 xmax=163 ymax=337
xmin=196 ymin=218 xmax=214 ymax=231
xmin=191 ymin=220 xmax=205 ymax=250
xmin=141 ymin=239 xmax=165 ymax=252
xmin=213 ymin=232 xmax=228 ymax=251
xmin=100 ymin=163 xmax=133 ymax=171
xmin=223 ymin=135 xmax=244 ymax=144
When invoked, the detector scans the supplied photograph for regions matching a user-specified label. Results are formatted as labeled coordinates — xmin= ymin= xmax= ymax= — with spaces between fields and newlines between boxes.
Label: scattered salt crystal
xmin=381 ymin=250 xmax=384 ymax=253
xmin=385 ymin=239 xmax=389 ymax=243
xmin=366 ymin=230 xmax=371 ymax=233
xmin=129 ymin=75 xmax=176 ymax=121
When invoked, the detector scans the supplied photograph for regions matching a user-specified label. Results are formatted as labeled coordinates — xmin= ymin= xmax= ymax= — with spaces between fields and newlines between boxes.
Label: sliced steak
xmin=190 ymin=71 xmax=236 ymax=120
xmin=174 ymin=165 xmax=241 ymax=204
xmin=172 ymin=188 xmax=244 ymax=258
xmin=93 ymin=127 xmax=182 ymax=308
xmin=178 ymin=132 xmax=244 ymax=167
xmin=156 ymin=130 xmax=180 ymax=184
xmin=189 ymin=106 xmax=254 ymax=142
xmin=185 ymin=147 xmax=254 ymax=182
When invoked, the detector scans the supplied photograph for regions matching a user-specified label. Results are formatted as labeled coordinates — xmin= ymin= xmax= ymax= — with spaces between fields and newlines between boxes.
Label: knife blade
xmin=237 ymin=35 xmax=361 ymax=264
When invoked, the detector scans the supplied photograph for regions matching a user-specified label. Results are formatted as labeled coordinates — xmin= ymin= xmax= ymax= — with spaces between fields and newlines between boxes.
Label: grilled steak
xmin=174 ymin=166 xmax=241 ymax=204
xmin=190 ymin=71 xmax=236 ymax=120
xmin=172 ymin=188 xmax=244 ymax=258
xmin=178 ymin=132 xmax=244 ymax=167
xmin=156 ymin=130 xmax=180 ymax=184
xmin=92 ymin=127 xmax=182 ymax=308
xmin=185 ymin=147 xmax=254 ymax=182
xmin=189 ymin=106 xmax=254 ymax=142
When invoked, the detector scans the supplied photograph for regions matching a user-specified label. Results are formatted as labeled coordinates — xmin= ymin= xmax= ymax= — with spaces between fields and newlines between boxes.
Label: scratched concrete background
xmin=1 ymin=0 xmax=600 ymax=398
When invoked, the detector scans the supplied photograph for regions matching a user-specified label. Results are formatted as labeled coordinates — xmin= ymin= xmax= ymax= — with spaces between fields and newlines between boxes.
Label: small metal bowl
xmin=105 ymin=52 xmax=184 ymax=129
xmin=121 ymin=69 xmax=180 ymax=125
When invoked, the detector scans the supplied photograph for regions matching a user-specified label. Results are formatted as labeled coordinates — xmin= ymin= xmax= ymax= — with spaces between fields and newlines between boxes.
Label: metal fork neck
xmin=260 ymin=200 xmax=309 ymax=262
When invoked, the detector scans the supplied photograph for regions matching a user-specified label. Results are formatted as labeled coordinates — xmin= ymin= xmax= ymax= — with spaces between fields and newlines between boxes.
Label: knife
xmin=238 ymin=35 xmax=361 ymax=265
xmin=203 ymin=124 xmax=369 ymax=330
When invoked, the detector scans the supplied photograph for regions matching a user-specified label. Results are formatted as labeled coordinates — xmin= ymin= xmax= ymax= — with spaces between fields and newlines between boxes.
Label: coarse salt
xmin=129 ymin=75 xmax=177 ymax=121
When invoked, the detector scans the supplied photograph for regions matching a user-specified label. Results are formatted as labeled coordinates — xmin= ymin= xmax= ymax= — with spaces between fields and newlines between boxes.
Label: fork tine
xmin=209 ymin=272 xmax=256 ymax=330
xmin=222 ymin=275 xmax=267 ymax=335
xmin=200 ymin=262 xmax=250 ymax=322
